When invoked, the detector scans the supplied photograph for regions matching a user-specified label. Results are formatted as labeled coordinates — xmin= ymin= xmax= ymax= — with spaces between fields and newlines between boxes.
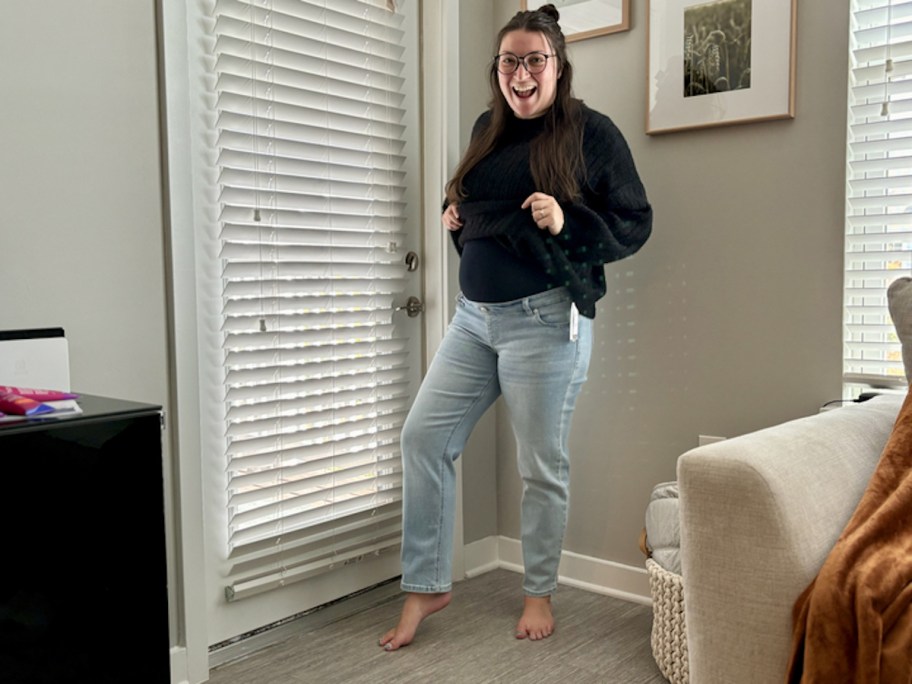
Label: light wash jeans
xmin=399 ymin=287 xmax=593 ymax=597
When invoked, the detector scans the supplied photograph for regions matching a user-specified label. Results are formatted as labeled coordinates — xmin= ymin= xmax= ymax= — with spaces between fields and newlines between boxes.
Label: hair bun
xmin=536 ymin=3 xmax=560 ymax=22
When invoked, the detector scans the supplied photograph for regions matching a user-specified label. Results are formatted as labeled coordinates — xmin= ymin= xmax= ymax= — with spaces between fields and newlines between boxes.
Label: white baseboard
xmin=463 ymin=536 xmax=651 ymax=606
xmin=463 ymin=535 xmax=501 ymax=578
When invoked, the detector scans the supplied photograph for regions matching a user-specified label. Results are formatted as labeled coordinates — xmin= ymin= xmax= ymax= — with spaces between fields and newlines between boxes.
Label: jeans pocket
xmin=532 ymin=298 xmax=571 ymax=327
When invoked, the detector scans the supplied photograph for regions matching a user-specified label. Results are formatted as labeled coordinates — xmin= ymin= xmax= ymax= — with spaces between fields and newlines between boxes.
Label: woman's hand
xmin=442 ymin=203 xmax=463 ymax=231
xmin=521 ymin=192 xmax=564 ymax=236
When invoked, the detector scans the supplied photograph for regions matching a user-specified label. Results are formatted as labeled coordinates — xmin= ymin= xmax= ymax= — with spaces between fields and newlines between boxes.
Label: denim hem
xmin=400 ymin=581 xmax=453 ymax=594
xmin=522 ymin=585 xmax=557 ymax=598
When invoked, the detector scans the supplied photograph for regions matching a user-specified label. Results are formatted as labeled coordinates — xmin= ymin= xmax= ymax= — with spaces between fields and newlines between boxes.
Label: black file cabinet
xmin=0 ymin=395 xmax=170 ymax=684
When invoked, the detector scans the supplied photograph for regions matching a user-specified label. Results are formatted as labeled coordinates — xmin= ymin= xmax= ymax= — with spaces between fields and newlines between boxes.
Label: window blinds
xmin=846 ymin=0 xmax=912 ymax=386
xmin=211 ymin=0 xmax=413 ymax=601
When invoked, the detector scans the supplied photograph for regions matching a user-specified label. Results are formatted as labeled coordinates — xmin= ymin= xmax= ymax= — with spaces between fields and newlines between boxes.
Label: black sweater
xmin=449 ymin=104 xmax=652 ymax=318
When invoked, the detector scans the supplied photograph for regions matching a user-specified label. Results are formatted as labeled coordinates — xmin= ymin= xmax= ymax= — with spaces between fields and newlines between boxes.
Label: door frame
xmin=157 ymin=1 xmax=463 ymax=681
xmin=421 ymin=0 xmax=465 ymax=585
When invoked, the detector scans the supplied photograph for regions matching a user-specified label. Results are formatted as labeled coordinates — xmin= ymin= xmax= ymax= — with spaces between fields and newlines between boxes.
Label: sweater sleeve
xmin=554 ymin=113 xmax=652 ymax=265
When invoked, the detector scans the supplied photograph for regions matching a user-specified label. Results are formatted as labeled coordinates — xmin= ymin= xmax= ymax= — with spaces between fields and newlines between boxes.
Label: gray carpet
xmin=206 ymin=569 xmax=667 ymax=683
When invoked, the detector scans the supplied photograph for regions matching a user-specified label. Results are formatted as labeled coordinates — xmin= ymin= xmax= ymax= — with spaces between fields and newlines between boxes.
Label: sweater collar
xmin=504 ymin=110 xmax=548 ymax=140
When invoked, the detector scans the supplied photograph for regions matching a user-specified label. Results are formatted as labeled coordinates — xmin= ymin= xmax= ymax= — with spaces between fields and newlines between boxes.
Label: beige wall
xmin=463 ymin=0 xmax=850 ymax=569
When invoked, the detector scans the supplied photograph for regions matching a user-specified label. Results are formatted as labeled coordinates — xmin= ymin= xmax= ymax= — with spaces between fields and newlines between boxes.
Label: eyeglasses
xmin=493 ymin=52 xmax=555 ymax=75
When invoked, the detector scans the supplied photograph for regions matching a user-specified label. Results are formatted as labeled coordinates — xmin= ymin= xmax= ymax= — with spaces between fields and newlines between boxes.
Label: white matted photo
xmin=646 ymin=0 xmax=796 ymax=134
xmin=521 ymin=0 xmax=630 ymax=42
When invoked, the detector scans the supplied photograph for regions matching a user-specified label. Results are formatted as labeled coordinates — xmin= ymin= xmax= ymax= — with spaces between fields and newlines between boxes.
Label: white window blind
xmin=846 ymin=0 xmax=912 ymax=387
xmin=210 ymin=0 xmax=414 ymax=601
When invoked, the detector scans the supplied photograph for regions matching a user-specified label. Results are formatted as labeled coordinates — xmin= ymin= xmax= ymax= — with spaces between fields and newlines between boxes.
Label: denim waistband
xmin=460 ymin=287 xmax=572 ymax=314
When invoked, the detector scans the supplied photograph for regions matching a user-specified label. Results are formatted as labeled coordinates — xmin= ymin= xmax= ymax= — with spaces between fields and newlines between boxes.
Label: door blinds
xmin=846 ymin=0 xmax=912 ymax=386
xmin=211 ymin=0 xmax=412 ymax=601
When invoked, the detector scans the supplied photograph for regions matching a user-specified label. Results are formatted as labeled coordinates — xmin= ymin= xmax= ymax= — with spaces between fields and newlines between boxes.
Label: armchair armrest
xmin=676 ymin=395 xmax=902 ymax=684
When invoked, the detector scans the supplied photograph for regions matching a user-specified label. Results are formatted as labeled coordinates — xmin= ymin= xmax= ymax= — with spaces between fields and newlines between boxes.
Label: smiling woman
xmin=380 ymin=2 xmax=652 ymax=653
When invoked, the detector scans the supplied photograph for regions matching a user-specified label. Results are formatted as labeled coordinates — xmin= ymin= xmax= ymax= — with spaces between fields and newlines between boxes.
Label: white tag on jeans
xmin=569 ymin=302 xmax=579 ymax=341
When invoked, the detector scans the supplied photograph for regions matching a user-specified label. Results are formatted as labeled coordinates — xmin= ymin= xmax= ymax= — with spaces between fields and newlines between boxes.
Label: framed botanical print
xmin=646 ymin=0 xmax=797 ymax=134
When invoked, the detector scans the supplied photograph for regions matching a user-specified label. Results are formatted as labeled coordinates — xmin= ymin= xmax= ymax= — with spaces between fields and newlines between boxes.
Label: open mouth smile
xmin=512 ymin=84 xmax=537 ymax=99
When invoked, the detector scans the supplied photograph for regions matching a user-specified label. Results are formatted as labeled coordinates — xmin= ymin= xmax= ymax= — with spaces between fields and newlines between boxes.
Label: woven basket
xmin=646 ymin=557 xmax=689 ymax=684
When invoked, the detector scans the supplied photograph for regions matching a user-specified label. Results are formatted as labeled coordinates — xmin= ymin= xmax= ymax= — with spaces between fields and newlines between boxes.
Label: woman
xmin=380 ymin=4 xmax=652 ymax=651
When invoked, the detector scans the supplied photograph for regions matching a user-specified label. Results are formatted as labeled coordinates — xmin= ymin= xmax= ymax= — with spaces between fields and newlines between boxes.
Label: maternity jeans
xmin=399 ymin=287 xmax=593 ymax=597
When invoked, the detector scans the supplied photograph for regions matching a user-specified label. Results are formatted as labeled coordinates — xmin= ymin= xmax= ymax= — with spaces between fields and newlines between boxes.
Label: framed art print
xmin=646 ymin=0 xmax=796 ymax=134
xmin=521 ymin=0 xmax=630 ymax=42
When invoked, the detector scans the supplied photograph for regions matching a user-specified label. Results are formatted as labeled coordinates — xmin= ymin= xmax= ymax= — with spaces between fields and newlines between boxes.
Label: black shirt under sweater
xmin=449 ymin=104 xmax=653 ymax=318
xmin=458 ymin=115 xmax=552 ymax=303
xmin=459 ymin=239 xmax=550 ymax=303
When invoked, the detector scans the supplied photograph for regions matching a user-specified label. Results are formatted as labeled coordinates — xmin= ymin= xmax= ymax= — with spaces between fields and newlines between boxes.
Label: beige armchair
xmin=676 ymin=394 xmax=903 ymax=683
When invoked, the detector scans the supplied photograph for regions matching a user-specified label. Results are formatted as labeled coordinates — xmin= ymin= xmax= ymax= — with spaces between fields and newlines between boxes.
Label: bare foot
xmin=515 ymin=595 xmax=554 ymax=641
xmin=378 ymin=591 xmax=452 ymax=651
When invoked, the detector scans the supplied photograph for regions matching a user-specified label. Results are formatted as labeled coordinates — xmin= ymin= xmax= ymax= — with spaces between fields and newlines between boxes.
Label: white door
xmin=185 ymin=0 xmax=424 ymax=646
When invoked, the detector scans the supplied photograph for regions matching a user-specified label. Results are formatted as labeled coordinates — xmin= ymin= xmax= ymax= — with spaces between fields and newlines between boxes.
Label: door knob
xmin=395 ymin=296 xmax=424 ymax=317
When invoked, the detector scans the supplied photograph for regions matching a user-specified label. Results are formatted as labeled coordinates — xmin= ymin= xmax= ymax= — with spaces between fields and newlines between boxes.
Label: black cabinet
xmin=0 ymin=395 xmax=170 ymax=684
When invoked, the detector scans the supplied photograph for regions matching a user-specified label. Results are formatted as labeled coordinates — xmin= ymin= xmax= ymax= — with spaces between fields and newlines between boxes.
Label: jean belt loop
xmin=521 ymin=296 xmax=534 ymax=316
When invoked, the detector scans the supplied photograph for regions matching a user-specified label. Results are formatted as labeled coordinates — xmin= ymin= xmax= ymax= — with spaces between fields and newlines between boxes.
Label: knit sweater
xmin=449 ymin=104 xmax=652 ymax=318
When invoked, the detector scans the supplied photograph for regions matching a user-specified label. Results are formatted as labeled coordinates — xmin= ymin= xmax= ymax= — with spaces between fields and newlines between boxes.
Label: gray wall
xmin=463 ymin=1 xmax=850 ymax=569
xmin=0 ymin=1 xmax=169 ymax=408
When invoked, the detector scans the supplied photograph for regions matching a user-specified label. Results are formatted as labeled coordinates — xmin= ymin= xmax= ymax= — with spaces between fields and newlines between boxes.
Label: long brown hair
xmin=444 ymin=4 xmax=585 ymax=205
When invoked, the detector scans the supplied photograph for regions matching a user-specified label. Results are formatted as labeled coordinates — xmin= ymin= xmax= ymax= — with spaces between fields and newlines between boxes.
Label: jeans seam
xmin=523 ymin=327 xmax=585 ymax=597
xmin=559 ymin=336 xmax=583 ymax=483
xmin=555 ymin=340 xmax=581 ymax=570
xmin=428 ymin=368 xmax=500 ymax=590
xmin=434 ymin=373 xmax=497 ymax=585
xmin=433 ymin=440 xmax=446 ymax=587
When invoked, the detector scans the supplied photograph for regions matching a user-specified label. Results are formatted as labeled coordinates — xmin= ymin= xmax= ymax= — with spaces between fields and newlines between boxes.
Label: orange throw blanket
xmin=787 ymin=390 xmax=912 ymax=683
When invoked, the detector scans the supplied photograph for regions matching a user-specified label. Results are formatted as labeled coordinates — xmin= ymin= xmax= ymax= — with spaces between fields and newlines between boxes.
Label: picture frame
xmin=646 ymin=0 xmax=796 ymax=135
xmin=520 ymin=1 xmax=630 ymax=42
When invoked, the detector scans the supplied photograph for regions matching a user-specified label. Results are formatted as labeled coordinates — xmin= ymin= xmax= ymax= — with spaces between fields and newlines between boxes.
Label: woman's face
xmin=497 ymin=30 xmax=560 ymax=120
